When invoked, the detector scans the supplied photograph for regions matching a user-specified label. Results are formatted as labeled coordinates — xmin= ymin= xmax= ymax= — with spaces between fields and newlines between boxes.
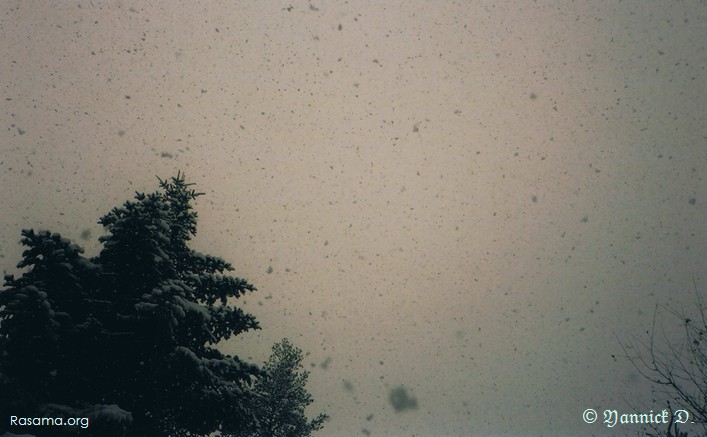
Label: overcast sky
xmin=1 ymin=1 xmax=706 ymax=435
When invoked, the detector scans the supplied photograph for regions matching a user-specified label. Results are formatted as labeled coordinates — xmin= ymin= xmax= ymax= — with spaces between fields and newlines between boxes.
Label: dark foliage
xmin=0 ymin=173 xmax=262 ymax=436
xmin=231 ymin=338 xmax=329 ymax=437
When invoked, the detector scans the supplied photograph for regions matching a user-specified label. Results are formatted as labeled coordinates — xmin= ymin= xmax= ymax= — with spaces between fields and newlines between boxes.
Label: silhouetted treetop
xmin=1 ymin=172 xmax=263 ymax=436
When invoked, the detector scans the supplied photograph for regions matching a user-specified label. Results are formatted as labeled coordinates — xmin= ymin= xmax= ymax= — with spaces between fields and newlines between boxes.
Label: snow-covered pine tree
xmin=0 ymin=229 xmax=111 ymax=434
xmin=1 ymin=172 xmax=262 ymax=436
xmin=94 ymin=172 xmax=262 ymax=436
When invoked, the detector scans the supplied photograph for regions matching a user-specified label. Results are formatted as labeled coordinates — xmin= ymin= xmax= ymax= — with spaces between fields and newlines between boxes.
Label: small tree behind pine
xmin=236 ymin=338 xmax=329 ymax=437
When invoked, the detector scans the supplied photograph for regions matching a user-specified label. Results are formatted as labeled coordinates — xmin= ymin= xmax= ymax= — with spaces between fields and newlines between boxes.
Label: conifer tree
xmin=237 ymin=338 xmax=329 ymax=437
xmin=1 ymin=173 xmax=262 ymax=436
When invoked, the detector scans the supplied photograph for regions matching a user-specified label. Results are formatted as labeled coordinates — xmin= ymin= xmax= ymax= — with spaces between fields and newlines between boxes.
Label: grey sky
xmin=1 ymin=1 xmax=706 ymax=435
